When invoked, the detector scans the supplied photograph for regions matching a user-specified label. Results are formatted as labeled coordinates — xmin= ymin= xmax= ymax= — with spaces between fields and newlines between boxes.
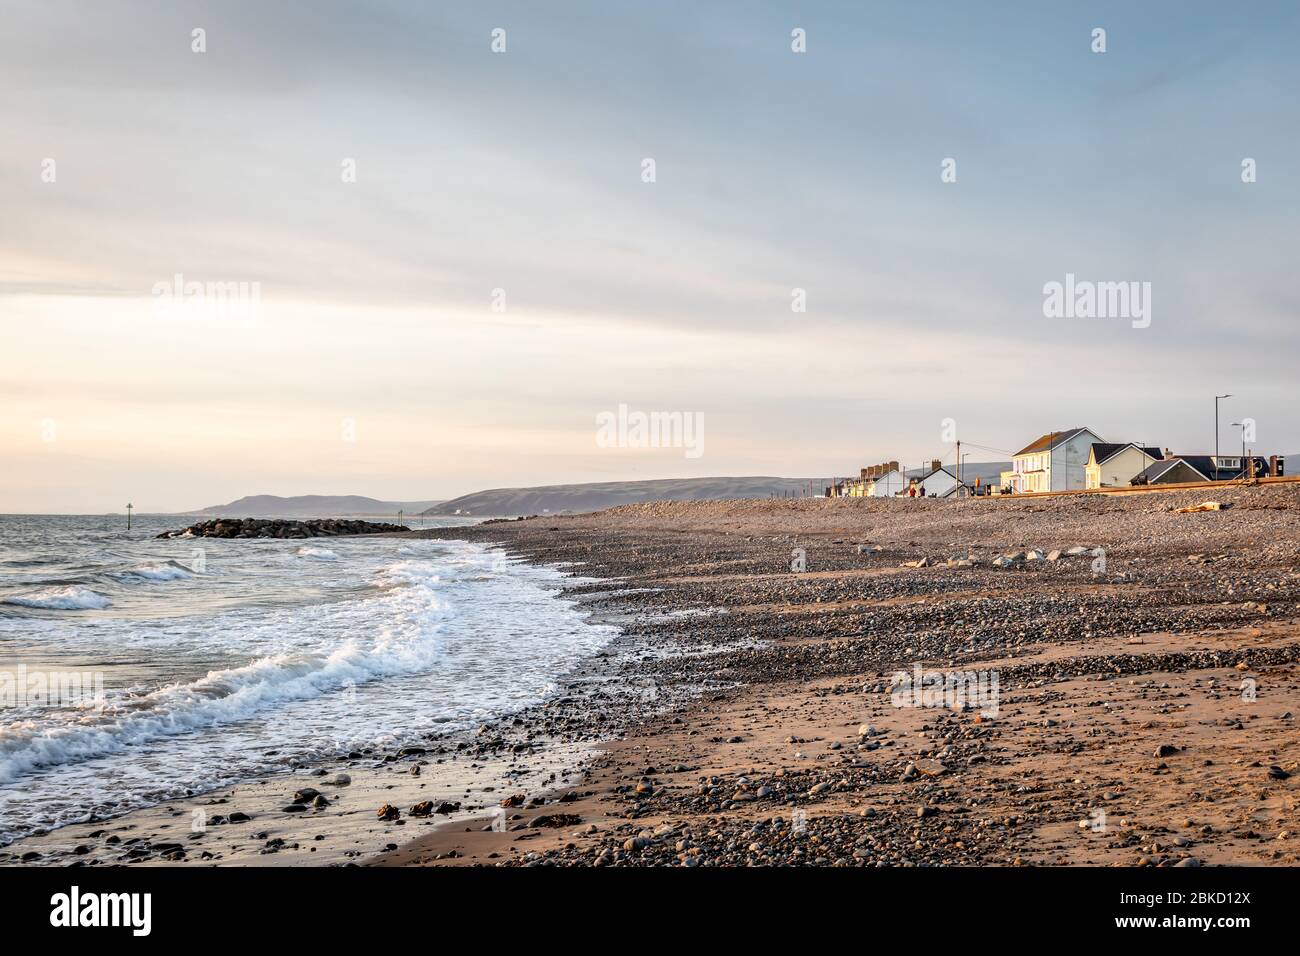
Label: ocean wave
xmin=2 ymin=586 xmax=112 ymax=611
xmin=116 ymin=561 xmax=194 ymax=582
xmin=0 ymin=562 xmax=452 ymax=785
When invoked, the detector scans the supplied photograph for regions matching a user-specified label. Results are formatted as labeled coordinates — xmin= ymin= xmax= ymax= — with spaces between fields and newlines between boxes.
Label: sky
xmin=2 ymin=0 xmax=1297 ymax=513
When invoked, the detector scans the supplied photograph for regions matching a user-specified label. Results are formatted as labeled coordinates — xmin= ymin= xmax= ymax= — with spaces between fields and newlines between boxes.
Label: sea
xmin=0 ymin=513 xmax=617 ymax=846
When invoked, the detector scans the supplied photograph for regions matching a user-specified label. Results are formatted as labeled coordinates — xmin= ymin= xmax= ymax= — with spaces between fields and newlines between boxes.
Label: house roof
xmin=1091 ymin=442 xmax=1163 ymax=466
xmin=1134 ymin=457 xmax=1212 ymax=484
xmin=912 ymin=466 xmax=956 ymax=483
xmin=1014 ymin=427 xmax=1099 ymax=457
xmin=1177 ymin=455 xmax=1245 ymax=479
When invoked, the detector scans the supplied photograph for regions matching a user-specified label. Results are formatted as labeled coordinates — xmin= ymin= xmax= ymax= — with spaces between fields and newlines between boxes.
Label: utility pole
xmin=1049 ymin=431 xmax=1055 ymax=493
xmin=126 ymin=503 xmax=133 ymax=530
xmin=956 ymin=439 xmax=962 ymax=496
xmin=1215 ymin=394 xmax=1232 ymax=461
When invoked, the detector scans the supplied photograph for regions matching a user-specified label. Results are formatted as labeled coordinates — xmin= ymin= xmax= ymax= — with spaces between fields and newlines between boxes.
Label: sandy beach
xmin=5 ymin=484 xmax=1297 ymax=868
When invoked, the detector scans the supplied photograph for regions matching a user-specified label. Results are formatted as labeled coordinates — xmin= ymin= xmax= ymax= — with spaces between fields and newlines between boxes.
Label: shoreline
xmin=0 ymin=566 xmax=677 ymax=867
xmin=5 ymin=484 xmax=1299 ymax=867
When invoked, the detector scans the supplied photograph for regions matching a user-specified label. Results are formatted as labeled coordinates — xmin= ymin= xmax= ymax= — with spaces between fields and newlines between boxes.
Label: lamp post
xmin=1215 ymin=394 xmax=1232 ymax=460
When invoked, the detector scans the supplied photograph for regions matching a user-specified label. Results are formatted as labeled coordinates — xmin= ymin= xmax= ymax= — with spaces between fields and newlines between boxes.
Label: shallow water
xmin=0 ymin=514 xmax=616 ymax=844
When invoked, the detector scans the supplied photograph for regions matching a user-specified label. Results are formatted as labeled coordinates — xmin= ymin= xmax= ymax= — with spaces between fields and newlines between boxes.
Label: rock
xmin=325 ymin=773 xmax=351 ymax=787
xmin=157 ymin=518 xmax=407 ymax=539
xmin=1174 ymin=857 xmax=1201 ymax=867
xmin=1046 ymin=550 xmax=1063 ymax=561
xmin=531 ymin=813 xmax=582 ymax=828
xmin=914 ymin=759 xmax=947 ymax=777
xmin=1267 ymin=765 xmax=1290 ymax=780
xmin=227 ymin=811 xmax=251 ymax=823
xmin=500 ymin=793 xmax=526 ymax=808
xmin=292 ymin=788 xmax=320 ymax=803
xmin=377 ymin=804 xmax=401 ymax=821
xmin=409 ymin=801 xmax=436 ymax=817
xmin=1155 ymin=744 xmax=1180 ymax=758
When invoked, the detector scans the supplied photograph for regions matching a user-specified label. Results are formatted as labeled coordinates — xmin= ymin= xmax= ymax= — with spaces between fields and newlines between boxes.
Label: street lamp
xmin=1215 ymin=394 xmax=1232 ymax=460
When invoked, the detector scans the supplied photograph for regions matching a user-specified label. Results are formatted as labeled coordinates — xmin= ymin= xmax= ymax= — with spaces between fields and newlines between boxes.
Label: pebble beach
xmin=6 ymin=484 xmax=1296 ymax=868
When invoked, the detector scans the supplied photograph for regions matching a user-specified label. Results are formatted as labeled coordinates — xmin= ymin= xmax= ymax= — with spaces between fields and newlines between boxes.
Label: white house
xmin=910 ymin=463 xmax=960 ymax=498
xmin=868 ymin=468 xmax=907 ymax=497
xmin=1002 ymin=427 xmax=1104 ymax=493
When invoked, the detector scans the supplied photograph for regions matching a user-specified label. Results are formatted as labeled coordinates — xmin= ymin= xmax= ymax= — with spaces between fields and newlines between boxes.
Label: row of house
xmin=828 ymin=459 xmax=961 ymax=498
xmin=1000 ymin=426 xmax=1283 ymax=493
xmin=828 ymin=426 xmax=1285 ymax=499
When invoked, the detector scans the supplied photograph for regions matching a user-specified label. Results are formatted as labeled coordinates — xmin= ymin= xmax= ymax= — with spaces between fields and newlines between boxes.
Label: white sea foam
xmin=0 ymin=533 xmax=616 ymax=845
xmin=295 ymin=546 xmax=338 ymax=560
xmin=0 ymin=560 xmax=452 ymax=785
xmin=2 ymin=586 xmax=112 ymax=610
xmin=118 ymin=562 xmax=194 ymax=582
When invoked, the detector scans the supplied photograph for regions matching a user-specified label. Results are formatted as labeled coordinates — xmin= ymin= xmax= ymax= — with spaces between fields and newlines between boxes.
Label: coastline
xmin=5 ymin=484 xmax=1299 ymax=867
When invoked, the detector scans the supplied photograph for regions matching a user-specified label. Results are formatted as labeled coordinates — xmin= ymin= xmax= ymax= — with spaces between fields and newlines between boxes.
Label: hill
xmin=421 ymin=477 xmax=818 ymax=517
xmin=188 ymin=494 xmax=443 ymax=518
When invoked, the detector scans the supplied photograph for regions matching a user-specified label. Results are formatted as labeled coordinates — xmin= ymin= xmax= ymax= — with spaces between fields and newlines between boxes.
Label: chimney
xmin=931 ymin=459 xmax=941 ymax=472
xmin=1270 ymin=455 xmax=1279 ymax=477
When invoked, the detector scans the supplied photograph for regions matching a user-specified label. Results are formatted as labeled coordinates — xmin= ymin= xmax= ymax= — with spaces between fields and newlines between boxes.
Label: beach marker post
xmin=126 ymin=503 xmax=133 ymax=530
